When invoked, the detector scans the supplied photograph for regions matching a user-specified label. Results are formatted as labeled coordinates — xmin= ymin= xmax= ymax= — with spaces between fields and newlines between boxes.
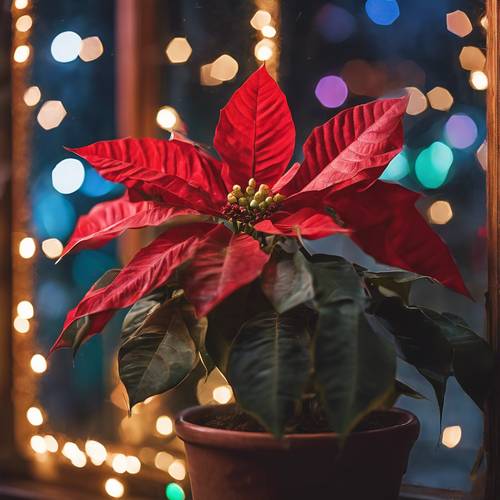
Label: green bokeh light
xmin=380 ymin=151 xmax=410 ymax=181
xmin=415 ymin=141 xmax=453 ymax=189
xmin=166 ymin=483 xmax=186 ymax=500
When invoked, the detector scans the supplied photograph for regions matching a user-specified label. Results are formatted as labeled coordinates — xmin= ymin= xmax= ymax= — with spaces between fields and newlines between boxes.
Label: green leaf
xmin=362 ymin=270 xmax=435 ymax=304
xmin=307 ymin=256 xmax=396 ymax=434
xmin=118 ymin=295 xmax=199 ymax=408
xmin=261 ymin=251 xmax=314 ymax=313
xmin=371 ymin=297 xmax=494 ymax=412
xmin=227 ymin=308 xmax=312 ymax=436
xmin=65 ymin=269 xmax=121 ymax=356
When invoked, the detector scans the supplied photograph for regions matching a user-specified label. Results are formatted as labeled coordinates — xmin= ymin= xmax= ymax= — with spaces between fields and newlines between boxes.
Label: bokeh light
xmin=210 ymin=55 xmax=238 ymax=82
xmin=156 ymin=416 xmax=173 ymax=436
xmin=470 ymin=71 xmax=488 ymax=91
xmin=200 ymin=64 xmax=222 ymax=87
xmin=380 ymin=152 xmax=410 ymax=181
xmin=105 ymin=478 xmax=124 ymax=498
xmin=111 ymin=453 xmax=128 ymax=474
xmin=156 ymin=106 xmax=178 ymax=131
xmin=52 ymin=158 xmax=85 ymax=194
xmin=23 ymin=86 xmax=41 ymax=107
xmin=445 ymin=114 xmax=478 ymax=149
xmin=41 ymin=238 xmax=63 ymax=259
xmin=126 ymin=455 xmax=141 ymax=474
xmin=365 ymin=0 xmax=400 ymax=26
xmin=13 ymin=316 xmax=30 ymax=334
xmin=155 ymin=452 xmax=174 ymax=472
xmin=442 ymin=425 xmax=462 ymax=448
xmin=261 ymin=25 xmax=276 ymax=38
xmin=79 ymin=36 xmax=104 ymax=62
xmin=44 ymin=435 xmax=58 ymax=453
xmin=81 ymin=168 xmax=117 ymax=197
xmin=250 ymin=10 xmax=272 ymax=30
xmin=459 ymin=46 xmax=486 ymax=71
xmin=26 ymin=406 xmax=43 ymax=426
xmin=212 ymin=385 xmax=233 ymax=404
xmin=14 ymin=0 xmax=29 ymax=9
xmin=446 ymin=10 xmax=473 ymax=37
xmin=16 ymin=15 xmax=32 ymax=32
xmin=51 ymin=31 xmax=82 ymax=63
xmin=17 ymin=300 xmax=34 ymax=319
xmin=168 ymin=460 xmax=186 ymax=481
xmin=405 ymin=87 xmax=427 ymax=115
xmin=427 ymin=87 xmax=454 ymax=111
xmin=19 ymin=237 xmax=36 ymax=258
xmin=166 ymin=483 xmax=186 ymax=500
xmin=315 ymin=4 xmax=356 ymax=43
xmin=33 ymin=192 xmax=76 ymax=240
xmin=428 ymin=200 xmax=453 ymax=225
xmin=254 ymin=39 xmax=274 ymax=62
xmin=415 ymin=142 xmax=454 ymax=189
xmin=165 ymin=37 xmax=192 ymax=64
xmin=36 ymin=281 xmax=71 ymax=319
xmin=30 ymin=354 xmax=48 ymax=374
xmin=13 ymin=44 xmax=30 ymax=63
xmin=315 ymin=75 xmax=348 ymax=108
xmin=37 ymin=100 xmax=67 ymax=130
xmin=85 ymin=440 xmax=107 ymax=466
xmin=477 ymin=141 xmax=487 ymax=171
xmin=30 ymin=435 xmax=47 ymax=454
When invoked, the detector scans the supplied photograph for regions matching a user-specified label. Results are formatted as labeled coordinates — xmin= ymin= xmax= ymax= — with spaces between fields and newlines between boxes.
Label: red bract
xmin=51 ymin=65 xmax=467 ymax=352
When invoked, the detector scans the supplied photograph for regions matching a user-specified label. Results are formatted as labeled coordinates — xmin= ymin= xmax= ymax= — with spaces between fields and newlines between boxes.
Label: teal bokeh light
xmin=165 ymin=483 xmax=185 ymax=500
xmin=380 ymin=151 xmax=409 ymax=181
xmin=415 ymin=142 xmax=453 ymax=189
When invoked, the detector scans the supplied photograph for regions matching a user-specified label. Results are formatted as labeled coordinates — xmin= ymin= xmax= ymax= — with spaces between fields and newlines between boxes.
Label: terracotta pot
xmin=175 ymin=404 xmax=419 ymax=500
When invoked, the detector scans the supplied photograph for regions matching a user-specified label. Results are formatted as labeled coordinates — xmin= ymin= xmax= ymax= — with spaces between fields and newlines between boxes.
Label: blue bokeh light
xmin=37 ymin=280 xmax=72 ymax=319
xmin=380 ymin=151 xmax=409 ymax=181
xmin=315 ymin=4 xmax=356 ymax=43
xmin=365 ymin=0 xmax=400 ymax=26
xmin=33 ymin=191 xmax=77 ymax=240
xmin=80 ymin=167 xmax=119 ymax=197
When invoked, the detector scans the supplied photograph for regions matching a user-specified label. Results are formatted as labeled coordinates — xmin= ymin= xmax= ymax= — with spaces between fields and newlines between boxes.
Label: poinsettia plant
xmin=52 ymin=66 xmax=493 ymax=436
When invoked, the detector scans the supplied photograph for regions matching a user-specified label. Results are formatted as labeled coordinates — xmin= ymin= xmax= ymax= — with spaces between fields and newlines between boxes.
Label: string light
xmin=168 ymin=460 xmax=186 ymax=481
xmin=16 ymin=15 xmax=32 ymax=32
xmin=52 ymin=158 xmax=85 ymax=194
xmin=126 ymin=455 xmax=141 ymax=474
xmin=200 ymin=64 xmax=222 ymax=86
xmin=62 ymin=442 xmax=80 ymax=460
xmin=71 ymin=451 xmax=87 ymax=468
xmin=13 ymin=44 xmax=30 ymax=63
xmin=442 ymin=425 xmax=462 ymax=448
xmin=155 ymin=451 xmax=174 ymax=472
xmin=427 ymin=87 xmax=454 ymax=111
xmin=19 ymin=237 xmax=36 ymax=258
xmin=17 ymin=300 xmax=34 ymax=319
xmin=105 ymin=478 xmax=125 ymax=498
xmin=470 ymin=70 xmax=488 ymax=90
xmin=23 ymin=86 xmax=41 ymax=106
xmin=13 ymin=316 xmax=30 ymax=334
xmin=30 ymin=354 xmax=47 ymax=374
xmin=156 ymin=416 xmax=173 ymax=436
xmin=405 ymin=87 xmax=427 ymax=115
xmin=250 ymin=10 xmax=272 ymax=30
xmin=165 ymin=37 xmax=192 ymax=64
xmin=254 ymin=39 xmax=274 ymax=62
xmin=26 ymin=406 xmax=43 ymax=426
xmin=459 ymin=46 xmax=485 ymax=71
xmin=79 ymin=36 xmax=104 ymax=62
xmin=37 ymin=100 xmax=67 ymax=130
xmin=210 ymin=55 xmax=238 ymax=82
xmin=42 ymin=238 xmax=63 ymax=259
xmin=212 ymin=385 xmax=233 ymax=404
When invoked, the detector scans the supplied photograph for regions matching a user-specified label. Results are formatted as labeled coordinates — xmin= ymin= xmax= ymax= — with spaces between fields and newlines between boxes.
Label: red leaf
xmin=181 ymin=225 xmax=270 ymax=317
xmin=281 ymin=98 xmax=407 ymax=197
xmin=214 ymin=65 xmax=295 ymax=188
xmin=68 ymin=138 xmax=226 ymax=212
xmin=51 ymin=222 xmax=214 ymax=351
xmin=328 ymin=181 xmax=469 ymax=296
xmin=254 ymin=208 xmax=350 ymax=240
xmin=61 ymin=194 xmax=201 ymax=258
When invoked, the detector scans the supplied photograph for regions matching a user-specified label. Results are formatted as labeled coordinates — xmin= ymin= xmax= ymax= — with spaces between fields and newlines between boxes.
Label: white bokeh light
xmin=52 ymin=158 xmax=85 ymax=194
xmin=51 ymin=31 xmax=82 ymax=63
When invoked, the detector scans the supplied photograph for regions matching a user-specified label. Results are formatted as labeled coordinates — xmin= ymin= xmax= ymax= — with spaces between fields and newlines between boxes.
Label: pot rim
xmin=175 ymin=404 xmax=420 ymax=450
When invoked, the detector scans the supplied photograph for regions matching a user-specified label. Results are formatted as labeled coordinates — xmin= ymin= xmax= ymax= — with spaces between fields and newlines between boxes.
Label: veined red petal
xmin=272 ymin=162 xmax=300 ymax=193
xmin=181 ymin=224 xmax=270 ymax=317
xmin=328 ymin=181 xmax=469 ymax=296
xmin=254 ymin=208 xmax=350 ymax=240
xmin=68 ymin=138 xmax=226 ymax=212
xmin=280 ymin=98 xmax=407 ymax=197
xmin=214 ymin=65 xmax=295 ymax=188
xmin=51 ymin=222 xmax=214 ymax=351
xmin=61 ymin=194 xmax=201 ymax=259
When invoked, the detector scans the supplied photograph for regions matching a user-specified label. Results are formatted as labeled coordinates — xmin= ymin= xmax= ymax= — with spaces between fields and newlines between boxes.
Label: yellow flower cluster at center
xmin=227 ymin=178 xmax=285 ymax=211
